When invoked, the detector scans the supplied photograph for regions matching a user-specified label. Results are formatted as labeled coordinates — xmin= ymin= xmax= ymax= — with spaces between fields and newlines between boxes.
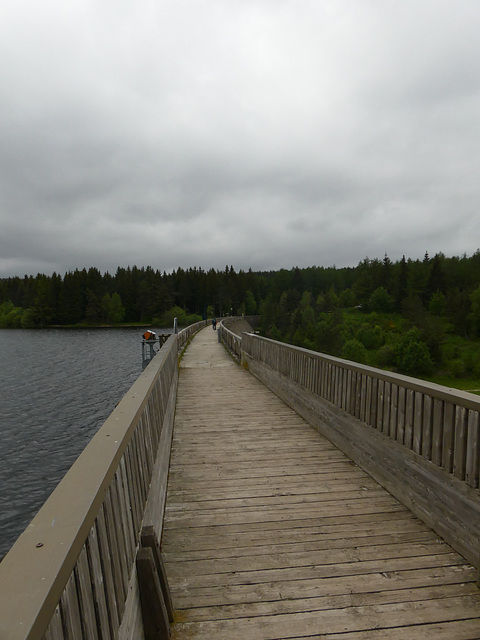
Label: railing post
xmin=136 ymin=547 xmax=171 ymax=640
xmin=140 ymin=526 xmax=174 ymax=624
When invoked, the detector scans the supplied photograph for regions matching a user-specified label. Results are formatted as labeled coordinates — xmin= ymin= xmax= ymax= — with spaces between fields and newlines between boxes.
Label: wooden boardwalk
xmin=162 ymin=327 xmax=480 ymax=639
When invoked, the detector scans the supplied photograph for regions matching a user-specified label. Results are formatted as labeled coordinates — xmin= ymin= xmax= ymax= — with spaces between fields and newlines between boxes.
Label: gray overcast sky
xmin=1 ymin=1 xmax=479 ymax=277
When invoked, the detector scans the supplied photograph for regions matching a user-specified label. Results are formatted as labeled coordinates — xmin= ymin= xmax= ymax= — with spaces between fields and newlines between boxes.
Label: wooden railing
xmin=177 ymin=319 xmax=209 ymax=352
xmin=218 ymin=321 xmax=242 ymax=359
xmin=0 ymin=334 xmax=180 ymax=640
xmin=219 ymin=316 xmax=260 ymax=360
xmin=242 ymin=334 xmax=480 ymax=488
xmin=240 ymin=333 xmax=480 ymax=571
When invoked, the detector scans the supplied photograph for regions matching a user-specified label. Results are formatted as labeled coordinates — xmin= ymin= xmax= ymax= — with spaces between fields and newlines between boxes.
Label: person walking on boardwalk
xmin=212 ymin=317 xmax=217 ymax=330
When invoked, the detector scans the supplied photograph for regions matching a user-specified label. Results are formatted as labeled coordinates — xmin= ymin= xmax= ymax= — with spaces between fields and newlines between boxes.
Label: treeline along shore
xmin=2 ymin=252 xmax=480 ymax=385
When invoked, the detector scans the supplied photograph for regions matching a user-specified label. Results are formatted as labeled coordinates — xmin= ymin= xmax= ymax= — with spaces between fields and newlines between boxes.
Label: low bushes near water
xmin=152 ymin=305 xmax=202 ymax=328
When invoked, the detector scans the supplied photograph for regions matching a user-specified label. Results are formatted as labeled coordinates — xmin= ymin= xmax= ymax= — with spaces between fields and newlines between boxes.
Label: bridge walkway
xmin=162 ymin=327 xmax=480 ymax=639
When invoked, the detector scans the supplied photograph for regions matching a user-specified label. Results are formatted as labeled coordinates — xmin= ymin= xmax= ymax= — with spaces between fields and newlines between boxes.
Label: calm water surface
xmin=0 ymin=328 xmax=169 ymax=557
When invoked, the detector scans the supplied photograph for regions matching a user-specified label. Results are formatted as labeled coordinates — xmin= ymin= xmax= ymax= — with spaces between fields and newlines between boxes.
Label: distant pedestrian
xmin=212 ymin=318 xmax=217 ymax=330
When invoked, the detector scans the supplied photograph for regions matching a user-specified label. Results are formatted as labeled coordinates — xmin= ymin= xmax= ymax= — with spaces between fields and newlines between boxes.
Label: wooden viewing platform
xmin=163 ymin=327 xmax=480 ymax=639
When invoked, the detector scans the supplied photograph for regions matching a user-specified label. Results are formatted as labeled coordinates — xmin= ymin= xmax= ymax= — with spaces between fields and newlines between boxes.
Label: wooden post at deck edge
xmin=139 ymin=525 xmax=175 ymax=626
xmin=136 ymin=546 xmax=171 ymax=640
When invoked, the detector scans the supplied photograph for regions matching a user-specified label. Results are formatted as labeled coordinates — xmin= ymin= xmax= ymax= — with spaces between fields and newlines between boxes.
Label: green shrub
xmin=463 ymin=350 xmax=477 ymax=374
xmin=154 ymin=306 xmax=187 ymax=327
xmin=394 ymin=327 xmax=433 ymax=375
xmin=377 ymin=344 xmax=396 ymax=367
xmin=341 ymin=339 xmax=368 ymax=364
xmin=369 ymin=287 xmax=394 ymax=313
xmin=447 ymin=358 xmax=465 ymax=378
xmin=356 ymin=323 xmax=384 ymax=350
xmin=0 ymin=301 xmax=24 ymax=328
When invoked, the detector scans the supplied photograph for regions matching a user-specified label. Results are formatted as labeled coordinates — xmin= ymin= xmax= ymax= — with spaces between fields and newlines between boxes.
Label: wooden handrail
xmin=177 ymin=319 xmax=209 ymax=351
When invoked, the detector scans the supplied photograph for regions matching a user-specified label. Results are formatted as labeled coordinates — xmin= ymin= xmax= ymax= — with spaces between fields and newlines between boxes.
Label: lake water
xmin=0 ymin=327 xmax=170 ymax=558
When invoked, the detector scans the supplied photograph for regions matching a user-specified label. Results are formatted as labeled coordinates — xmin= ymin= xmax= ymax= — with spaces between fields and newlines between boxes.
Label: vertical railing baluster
xmin=413 ymin=391 xmax=424 ymax=455
xmin=431 ymin=398 xmax=444 ymax=466
xmin=389 ymin=384 xmax=398 ymax=440
xmin=466 ymin=410 xmax=480 ymax=488
xmin=442 ymin=402 xmax=455 ymax=473
xmin=422 ymin=395 xmax=433 ymax=460
xmin=454 ymin=406 xmax=468 ymax=480
xmin=397 ymin=386 xmax=406 ymax=445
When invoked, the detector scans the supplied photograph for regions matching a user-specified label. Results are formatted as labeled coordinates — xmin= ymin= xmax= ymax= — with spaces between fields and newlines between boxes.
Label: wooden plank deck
xmin=162 ymin=327 xmax=480 ymax=639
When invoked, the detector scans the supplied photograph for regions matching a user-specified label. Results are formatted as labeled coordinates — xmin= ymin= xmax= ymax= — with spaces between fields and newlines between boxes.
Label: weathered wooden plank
xmin=396 ymin=385 xmax=406 ymax=445
xmin=431 ymin=397 xmax=444 ymax=465
xmin=465 ymin=410 xmax=479 ymax=488
xmin=345 ymin=368 xmax=352 ymax=413
xmin=101 ymin=493 xmax=126 ymax=621
xmin=413 ymin=391 xmax=424 ymax=454
xmin=75 ymin=546 xmax=99 ymax=640
xmin=454 ymin=406 xmax=468 ymax=480
xmin=355 ymin=372 xmax=363 ymax=419
xmin=59 ymin=572 xmax=83 ymax=640
xmin=175 ymin=582 xmax=480 ymax=623
xmin=170 ymin=594 xmax=480 ymax=640
xmin=376 ymin=379 xmax=384 ymax=431
xmin=442 ymin=401 xmax=455 ymax=472
xmin=109 ymin=479 xmax=130 ymax=594
xmin=338 ymin=365 xmax=345 ymax=409
xmin=136 ymin=547 xmax=170 ymax=640
xmin=422 ymin=394 xmax=433 ymax=459
xmin=165 ymin=486 xmax=386 ymax=510
xmin=365 ymin=375 xmax=372 ymax=425
xmin=326 ymin=362 xmax=332 ymax=402
xmin=314 ymin=358 xmax=321 ymax=396
xmin=131 ymin=431 xmax=147 ymax=509
xmin=95 ymin=507 xmax=120 ymax=633
xmin=104 ymin=485 xmax=128 ymax=608
xmin=124 ymin=445 xmax=141 ymax=535
xmin=168 ymin=458 xmax=362 ymax=479
xmin=333 ymin=365 xmax=340 ymax=407
xmin=43 ymin=605 xmax=64 ymax=640
xmin=359 ymin=374 xmax=367 ymax=422
xmin=164 ymin=529 xmax=435 ymax=563
xmin=404 ymin=388 xmax=414 ymax=449
xmin=117 ymin=570 xmax=145 ymax=640
xmin=370 ymin=377 xmax=378 ymax=429
xmin=141 ymin=526 xmax=174 ymax=623
xmin=170 ymin=561 xmax=477 ymax=609
xmin=389 ymin=383 xmax=398 ymax=440
xmin=164 ymin=498 xmax=405 ymax=529
xmin=382 ymin=381 xmax=391 ymax=435
xmin=162 ymin=511 xmax=421 ymax=551
xmin=350 ymin=370 xmax=357 ymax=416
xmin=165 ymin=541 xmax=451 ymax=578
xmin=318 ymin=619 xmax=480 ymax=640
xmin=115 ymin=464 xmax=135 ymax=568
xmin=87 ymin=524 xmax=113 ymax=640
xmin=168 ymin=551 xmax=465 ymax=591
xmin=138 ymin=415 xmax=154 ymax=484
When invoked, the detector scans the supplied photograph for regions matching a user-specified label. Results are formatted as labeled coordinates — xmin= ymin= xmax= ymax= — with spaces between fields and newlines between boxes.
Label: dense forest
xmin=2 ymin=252 xmax=480 ymax=383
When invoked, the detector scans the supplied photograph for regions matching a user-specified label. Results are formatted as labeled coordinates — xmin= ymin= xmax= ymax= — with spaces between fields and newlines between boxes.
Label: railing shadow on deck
xmin=0 ymin=320 xmax=207 ymax=640
xmin=219 ymin=321 xmax=480 ymax=575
